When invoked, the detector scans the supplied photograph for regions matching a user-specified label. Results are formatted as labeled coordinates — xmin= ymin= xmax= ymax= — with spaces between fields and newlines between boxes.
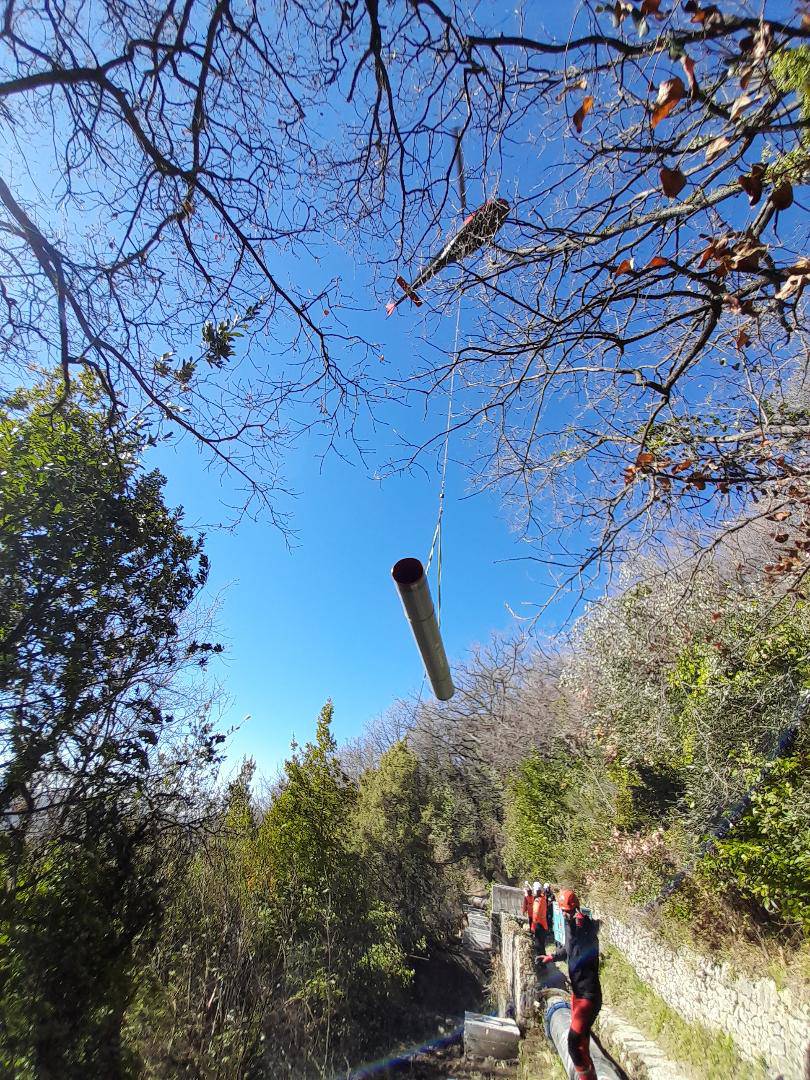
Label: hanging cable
xmin=424 ymin=295 xmax=462 ymax=628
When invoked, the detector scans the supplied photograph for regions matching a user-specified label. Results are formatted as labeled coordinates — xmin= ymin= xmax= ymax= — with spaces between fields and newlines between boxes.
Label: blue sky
xmin=140 ymin=6 xmax=597 ymax=780
xmin=0 ymin=0 xmax=585 ymax=779
xmin=152 ymin=300 xmax=559 ymax=779
xmin=146 ymin=0 xmax=755 ymax=776
xmin=16 ymin=0 xmax=799 ymax=779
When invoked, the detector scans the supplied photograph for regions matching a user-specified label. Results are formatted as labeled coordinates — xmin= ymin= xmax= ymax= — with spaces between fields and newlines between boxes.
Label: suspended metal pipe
xmin=543 ymin=992 xmax=622 ymax=1080
xmin=391 ymin=557 xmax=455 ymax=701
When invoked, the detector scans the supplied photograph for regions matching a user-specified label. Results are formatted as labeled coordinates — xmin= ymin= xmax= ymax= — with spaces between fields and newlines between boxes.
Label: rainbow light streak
xmin=341 ymin=1022 xmax=464 ymax=1078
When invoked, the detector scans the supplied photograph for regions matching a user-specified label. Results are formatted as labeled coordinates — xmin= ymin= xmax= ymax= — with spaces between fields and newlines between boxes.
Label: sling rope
xmin=424 ymin=295 xmax=462 ymax=628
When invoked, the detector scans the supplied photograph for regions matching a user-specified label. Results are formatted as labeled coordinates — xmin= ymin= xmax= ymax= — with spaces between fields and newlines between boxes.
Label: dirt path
xmin=396 ymin=1042 xmax=518 ymax=1078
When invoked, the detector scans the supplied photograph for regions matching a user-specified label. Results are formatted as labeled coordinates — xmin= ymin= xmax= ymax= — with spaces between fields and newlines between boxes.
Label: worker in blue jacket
xmin=538 ymin=888 xmax=601 ymax=1080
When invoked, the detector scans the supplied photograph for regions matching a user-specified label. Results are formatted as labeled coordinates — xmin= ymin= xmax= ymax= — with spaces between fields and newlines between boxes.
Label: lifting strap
xmin=424 ymin=295 xmax=462 ymax=628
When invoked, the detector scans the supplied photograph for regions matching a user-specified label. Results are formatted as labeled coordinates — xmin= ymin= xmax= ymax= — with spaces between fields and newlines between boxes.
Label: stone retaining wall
xmin=597 ymin=909 xmax=810 ymax=1080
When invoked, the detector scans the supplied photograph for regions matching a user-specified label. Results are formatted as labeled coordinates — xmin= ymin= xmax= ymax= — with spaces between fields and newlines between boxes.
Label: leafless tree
xmin=327 ymin=0 xmax=810 ymax=597
xmin=3 ymin=0 xmax=809 ymax=577
xmin=408 ymin=636 xmax=563 ymax=773
xmin=0 ymin=0 xmax=376 ymax=521
xmin=339 ymin=699 xmax=414 ymax=779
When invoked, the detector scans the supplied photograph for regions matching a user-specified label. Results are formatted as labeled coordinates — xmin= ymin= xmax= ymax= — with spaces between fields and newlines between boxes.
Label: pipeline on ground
xmin=543 ymin=991 xmax=622 ymax=1080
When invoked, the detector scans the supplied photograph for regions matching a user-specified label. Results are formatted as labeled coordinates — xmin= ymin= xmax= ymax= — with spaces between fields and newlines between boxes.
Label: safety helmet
xmin=558 ymin=888 xmax=579 ymax=913
xmin=532 ymin=880 xmax=542 ymax=894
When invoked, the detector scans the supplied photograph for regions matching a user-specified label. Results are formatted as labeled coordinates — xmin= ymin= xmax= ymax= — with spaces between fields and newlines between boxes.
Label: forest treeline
xmin=1 ymin=381 xmax=808 ymax=1078
xmin=382 ymin=556 xmax=810 ymax=947
xmin=3 ymin=2 xmax=810 ymax=1076
xmin=0 ymin=381 xmax=479 ymax=1078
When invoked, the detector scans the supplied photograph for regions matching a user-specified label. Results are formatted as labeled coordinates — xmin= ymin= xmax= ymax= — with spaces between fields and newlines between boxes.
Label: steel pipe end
xmin=392 ymin=557 xmax=424 ymax=587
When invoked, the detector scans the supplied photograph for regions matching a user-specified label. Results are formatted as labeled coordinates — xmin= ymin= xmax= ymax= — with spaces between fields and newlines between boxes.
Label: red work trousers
xmin=568 ymin=994 xmax=601 ymax=1080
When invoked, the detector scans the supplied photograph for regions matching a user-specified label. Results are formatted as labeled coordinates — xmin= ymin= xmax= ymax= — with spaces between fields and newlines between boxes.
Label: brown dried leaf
xmin=636 ymin=452 xmax=655 ymax=467
xmin=608 ymin=1 xmax=634 ymax=23
xmin=614 ymin=258 xmax=635 ymax=277
xmin=730 ymin=239 xmax=764 ymax=273
xmin=705 ymin=135 xmax=731 ymax=164
xmin=573 ymin=95 xmax=595 ymax=133
xmin=776 ymin=273 xmax=810 ymax=301
xmin=647 ymin=255 xmax=668 ymax=269
xmin=722 ymin=293 xmax=756 ymax=315
xmin=684 ymin=1 xmax=723 ymax=27
xmin=641 ymin=0 xmax=667 ymax=16
xmin=698 ymin=237 xmax=729 ymax=271
xmin=752 ymin=23 xmax=773 ymax=61
xmin=729 ymin=92 xmax=754 ymax=121
xmin=660 ymin=166 xmax=687 ymax=197
xmin=681 ymin=54 xmax=698 ymax=96
xmin=652 ymin=76 xmax=685 ymax=128
xmin=772 ymin=180 xmax=793 ymax=211
xmin=735 ymin=327 xmax=751 ymax=349
xmin=738 ymin=163 xmax=765 ymax=206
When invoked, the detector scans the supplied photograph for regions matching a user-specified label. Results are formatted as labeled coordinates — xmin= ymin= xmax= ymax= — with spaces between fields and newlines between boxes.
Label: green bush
xmin=0 ymin=817 xmax=163 ymax=1080
xmin=562 ymin=563 xmax=810 ymax=940
xmin=503 ymin=748 xmax=617 ymax=889
xmin=704 ymin=754 xmax=810 ymax=933
xmin=131 ymin=707 xmax=435 ymax=1079
xmin=351 ymin=741 xmax=463 ymax=955
xmin=503 ymin=750 xmax=574 ymax=879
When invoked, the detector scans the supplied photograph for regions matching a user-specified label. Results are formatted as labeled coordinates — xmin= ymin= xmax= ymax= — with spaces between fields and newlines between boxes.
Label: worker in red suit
xmin=530 ymin=881 xmax=549 ymax=950
xmin=521 ymin=881 xmax=533 ymax=922
xmin=538 ymin=888 xmax=601 ymax=1080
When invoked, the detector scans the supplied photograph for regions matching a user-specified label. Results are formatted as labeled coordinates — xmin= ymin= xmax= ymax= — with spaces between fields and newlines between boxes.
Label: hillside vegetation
xmin=2 ymin=1 xmax=810 ymax=1071
xmin=0 ymin=383 xmax=480 ymax=1078
xmin=3 ymin=380 xmax=808 ymax=1079
xmin=505 ymin=561 xmax=810 ymax=953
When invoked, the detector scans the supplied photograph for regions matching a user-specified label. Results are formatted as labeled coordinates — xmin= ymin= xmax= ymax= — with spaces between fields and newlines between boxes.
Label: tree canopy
xmin=0 ymin=377 xmax=220 ymax=838
xmin=0 ymin=378 xmax=223 ymax=1077
xmin=2 ymin=1 xmax=808 ymax=585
